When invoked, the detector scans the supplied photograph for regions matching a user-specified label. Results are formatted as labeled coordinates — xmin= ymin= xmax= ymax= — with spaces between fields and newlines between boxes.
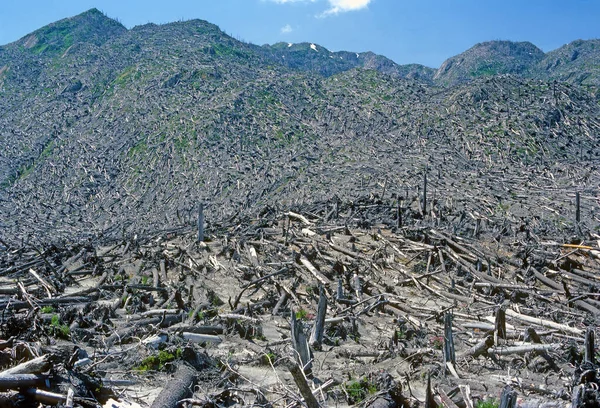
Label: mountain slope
xmin=1 ymin=10 xmax=599 ymax=244
xmin=433 ymin=40 xmax=545 ymax=85
xmin=537 ymin=39 xmax=600 ymax=86
xmin=11 ymin=8 xmax=126 ymax=56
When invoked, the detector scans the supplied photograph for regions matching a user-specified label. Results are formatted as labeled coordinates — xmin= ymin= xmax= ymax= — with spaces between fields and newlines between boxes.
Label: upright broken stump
xmin=499 ymin=386 xmax=517 ymax=408
xmin=576 ymin=191 xmax=581 ymax=224
xmin=443 ymin=312 xmax=456 ymax=376
xmin=309 ymin=285 xmax=327 ymax=349
xmin=494 ymin=305 xmax=507 ymax=346
xmin=422 ymin=170 xmax=428 ymax=218
xmin=424 ymin=372 xmax=436 ymax=408
xmin=197 ymin=203 xmax=204 ymax=243
xmin=291 ymin=309 xmax=313 ymax=375
xmin=585 ymin=327 xmax=595 ymax=365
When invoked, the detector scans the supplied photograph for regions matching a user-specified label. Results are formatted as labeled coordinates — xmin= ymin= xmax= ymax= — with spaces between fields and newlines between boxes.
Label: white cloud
xmin=264 ymin=0 xmax=372 ymax=16
xmin=281 ymin=24 xmax=293 ymax=34
xmin=322 ymin=0 xmax=372 ymax=15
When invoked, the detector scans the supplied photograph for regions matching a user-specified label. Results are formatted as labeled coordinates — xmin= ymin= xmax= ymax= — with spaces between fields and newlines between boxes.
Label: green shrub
xmin=135 ymin=349 xmax=182 ymax=372
xmin=49 ymin=314 xmax=70 ymax=338
xmin=344 ymin=378 xmax=377 ymax=404
xmin=477 ymin=399 xmax=499 ymax=408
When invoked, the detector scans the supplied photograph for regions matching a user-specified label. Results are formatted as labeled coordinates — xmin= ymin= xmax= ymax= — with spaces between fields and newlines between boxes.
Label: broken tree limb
xmin=25 ymin=388 xmax=67 ymax=405
xmin=285 ymin=212 xmax=312 ymax=226
xmin=286 ymin=359 xmax=321 ymax=408
xmin=28 ymin=268 xmax=57 ymax=298
xmin=458 ymin=335 xmax=494 ymax=360
xmin=299 ymin=255 xmax=330 ymax=286
xmin=437 ymin=387 xmax=460 ymax=408
xmin=328 ymin=243 xmax=366 ymax=260
xmin=505 ymin=308 xmax=583 ymax=335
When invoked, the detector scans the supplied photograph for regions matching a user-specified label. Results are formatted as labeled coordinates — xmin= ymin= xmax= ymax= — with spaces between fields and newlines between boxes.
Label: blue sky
xmin=1 ymin=0 xmax=599 ymax=67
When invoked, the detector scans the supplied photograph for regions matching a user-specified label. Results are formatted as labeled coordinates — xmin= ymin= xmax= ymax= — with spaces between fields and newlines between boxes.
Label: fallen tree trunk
xmin=150 ymin=364 xmax=197 ymax=408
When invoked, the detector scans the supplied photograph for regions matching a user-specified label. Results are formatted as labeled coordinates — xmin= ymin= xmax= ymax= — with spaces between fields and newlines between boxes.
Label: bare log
xmin=150 ymin=364 xmax=197 ymax=408
xmin=286 ymin=359 xmax=320 ymax=408
xmin=0 ymin=374 xmax=48 ymax=391
xmin=458 ymin=335 xmax=494 ymax=360
xmin=488 ymin=343 xmax=561 ymax=356
xmin=0 ymin=355 xmax=52 ymax=377
xmin=25 ymin=388 xmax=66 ymax=405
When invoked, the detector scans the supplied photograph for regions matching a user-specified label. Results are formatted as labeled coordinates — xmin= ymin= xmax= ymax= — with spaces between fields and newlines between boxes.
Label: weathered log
xmin=458 ymin=335 xmax=493 ymax=360
xmin=285 ymin=212 xmax=312 ymax=226
xmin=0 ymin=374 xmax=48 ymax=391
xmin=488 ymin=343 xmax=561 ymax=356
xmin=0 ymin=355 xmax=52 ymax=377
xmin=505 ymin=308 xmax=582 ymax=335
xmin=181 ymin=332 xmax=222 ymax=344
xmin=150 ymin=364 xmax=197 ymax=408
xmin=286 ymin=359 xmax=320 ymax=408
xmin=25 ymin=388 xmax=66 ymax=405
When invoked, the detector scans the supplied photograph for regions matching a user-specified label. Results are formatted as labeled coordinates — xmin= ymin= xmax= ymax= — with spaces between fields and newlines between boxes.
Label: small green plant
xmin=41 ymin=306 xmax=55 ymax=313
xmin=113 ymin=274 xmax=127 ymax=282
xmin=476 ymin=399 xmax=499 ymax=408
xmin=188 ymin=310 xmax=205 ymax=320
xmin=260 ymin=352 xmax=277 ymax=365
xmin=49 ymin=314 xmax=70 ymax=338
xmin=141 ymin=275 xmax=149 ymax=285
xmin=396 ymin=327 xmax=407 ymax=340
xmin=295 ymin=309 xmax=308 ymax=320
xmin=345 ymin=378 xmax=377 ymax=404
xmin=135 ymin=349 xmax=181 ymax=372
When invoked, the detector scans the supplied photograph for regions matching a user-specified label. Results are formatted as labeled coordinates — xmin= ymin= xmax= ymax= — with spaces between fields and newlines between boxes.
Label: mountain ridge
xmin=2 ymin=9 xmax=600 ymax=86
